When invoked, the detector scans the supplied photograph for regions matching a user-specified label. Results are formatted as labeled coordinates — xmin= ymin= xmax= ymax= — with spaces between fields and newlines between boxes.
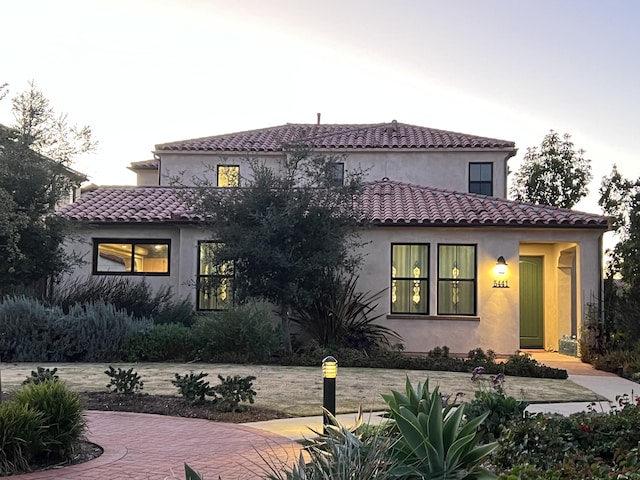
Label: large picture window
xmin=437 ymin=244 xmax=476 ymax=315
xmin=391 ymin=244 xmax=429 ymax=314
xmin=197 ymin=241 xmax=234 ymax=311
xmin=469 ymin=162 xmax=493 ymax=196
xmin=217 ymin=165 xmax=240 ymax=187
xmin=93 ymin=239 xmax=170 ymax=275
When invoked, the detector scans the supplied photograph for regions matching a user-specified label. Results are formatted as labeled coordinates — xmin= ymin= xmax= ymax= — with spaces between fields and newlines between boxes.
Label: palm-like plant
xmin=383 ymin=378 xmax=498 ymax=480
xmin=291 ymin=271 xmax=401 ymax=350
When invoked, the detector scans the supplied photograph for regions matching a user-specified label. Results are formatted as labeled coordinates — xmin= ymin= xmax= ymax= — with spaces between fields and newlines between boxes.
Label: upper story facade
xmin=130 ymin=121 xmax=517 ymax=198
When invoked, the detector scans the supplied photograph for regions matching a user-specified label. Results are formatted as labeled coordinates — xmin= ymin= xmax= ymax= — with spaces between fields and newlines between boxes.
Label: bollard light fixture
xmin=322 ymin=356 xmax=337 ymax=433
xmin=322 ymin=356 xmax=338 ymax=378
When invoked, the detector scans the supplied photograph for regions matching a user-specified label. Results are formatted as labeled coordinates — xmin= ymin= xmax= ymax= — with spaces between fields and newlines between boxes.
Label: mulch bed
xmin=80 ymin=391 xmax=293 ymax=423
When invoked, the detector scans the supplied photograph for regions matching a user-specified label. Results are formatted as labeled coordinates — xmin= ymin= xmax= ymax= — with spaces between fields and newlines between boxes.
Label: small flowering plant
xmin=467 ymin=366 xmax=529 ymax=441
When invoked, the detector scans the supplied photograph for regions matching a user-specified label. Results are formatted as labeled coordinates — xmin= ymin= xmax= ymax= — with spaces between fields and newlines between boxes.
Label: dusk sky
xmin=2 ymin=0 xmax=638 ymax=213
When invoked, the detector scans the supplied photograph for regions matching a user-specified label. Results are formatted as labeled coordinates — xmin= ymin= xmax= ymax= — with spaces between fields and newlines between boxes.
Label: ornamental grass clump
xmin=0 ymin=380 xmax=86 ymax=475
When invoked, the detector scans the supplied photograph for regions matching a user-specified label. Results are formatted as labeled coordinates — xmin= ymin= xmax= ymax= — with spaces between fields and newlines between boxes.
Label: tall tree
xmin=0 ymin=82 xmax=96 ymax=294
xmin=599 ymin=165 xmax=640 ymax=288
xmin=179 ymin=145 xmax=365 ymax=351
xmin=593 ymin=166 xmax=640 ymax=350
xmin=510 ymin=130 xmax=592 ymax=209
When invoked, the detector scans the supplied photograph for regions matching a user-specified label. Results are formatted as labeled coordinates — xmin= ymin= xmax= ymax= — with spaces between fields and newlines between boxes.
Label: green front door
xmin=520 ymin=256 xmax=544 ymax=348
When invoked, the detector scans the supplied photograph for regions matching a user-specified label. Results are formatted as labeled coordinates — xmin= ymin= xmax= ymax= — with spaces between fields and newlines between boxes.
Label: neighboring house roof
xmin=154 ymin=122 xmax=516 ymax=152
xmin=128 ymin=159 xmax=159 ymax=171
xmin=57 ymin=181 xmax=609 ymax=229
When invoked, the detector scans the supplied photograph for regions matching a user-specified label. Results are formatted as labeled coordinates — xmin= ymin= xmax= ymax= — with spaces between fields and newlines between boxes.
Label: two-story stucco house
xmin=58 ymin=121 xmax=609 ymax=355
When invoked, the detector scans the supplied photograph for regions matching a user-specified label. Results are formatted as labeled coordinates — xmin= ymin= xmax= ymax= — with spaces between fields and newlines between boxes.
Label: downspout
xmin=598 ymin=232 xmax=604 ymax=327
xmin=504 ymin=148 xmax=518 ymax=198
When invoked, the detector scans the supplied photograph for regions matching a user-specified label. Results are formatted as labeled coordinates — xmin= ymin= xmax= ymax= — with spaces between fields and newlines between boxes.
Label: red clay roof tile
xmin=155 ymin=122 xmax=516 ymax=152
xmin=57 ymin=182 xmax=609 ymax=229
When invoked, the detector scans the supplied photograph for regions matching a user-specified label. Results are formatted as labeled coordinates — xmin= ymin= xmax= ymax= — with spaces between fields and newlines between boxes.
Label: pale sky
xmin=1 ymin=0 xmax=639 ymax=214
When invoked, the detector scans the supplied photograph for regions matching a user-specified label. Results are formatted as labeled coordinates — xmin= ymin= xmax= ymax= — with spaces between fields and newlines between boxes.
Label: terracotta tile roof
xmin=128 ymin=159 xmax=159 ymax=171
xmin=58 ymin=186 xmax=196 ymax=223
xmin=57 ymin=182 xmax=609 ymax=229
xmin=155 ymin=122 xmax=516 ymax=152
xmin=364 ymin=179 xmax=609 ymax=228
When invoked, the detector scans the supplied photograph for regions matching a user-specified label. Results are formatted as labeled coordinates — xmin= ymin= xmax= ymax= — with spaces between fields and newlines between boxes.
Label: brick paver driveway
xmin=14 ymin=411 xmax=301 ymax=480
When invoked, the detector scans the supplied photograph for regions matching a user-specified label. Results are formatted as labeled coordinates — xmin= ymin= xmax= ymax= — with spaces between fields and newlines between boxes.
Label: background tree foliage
xmin=510 ymin=130 xmax=592 ymax=209
xmin=591 ymin=166 xmax=640 ymax=351
xmin=0 ymin=81 xmax=96 ymax=294
xmin=180 ymin=145 xmax=366 ymax=351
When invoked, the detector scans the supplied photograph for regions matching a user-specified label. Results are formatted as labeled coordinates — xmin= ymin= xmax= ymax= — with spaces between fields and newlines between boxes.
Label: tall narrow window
xmin=93 ymin=239 xmax=170 ymax=275
xmin=391 ymin=244 xmax=429 ymax=314
xmin=197 ymin=242 xmax=234 ymax=310
xmin=438 ymin=244 xmax=476 ymax=315
xmin=469 ymin=163 xmax=493 ymax=196
xmin=327 ymin=162 xmax=344 ymax=186
xmin=217 ymin=165 xmax=240 ymax=187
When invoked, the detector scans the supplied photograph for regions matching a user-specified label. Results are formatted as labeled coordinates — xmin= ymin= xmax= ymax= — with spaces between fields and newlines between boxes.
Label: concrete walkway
xmin=14 ymin=352 xmax=639 ymax=479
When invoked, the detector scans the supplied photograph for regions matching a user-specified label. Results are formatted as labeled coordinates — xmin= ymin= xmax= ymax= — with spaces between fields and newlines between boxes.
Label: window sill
xmin=387 ymin=314 xmax=480 ymax=322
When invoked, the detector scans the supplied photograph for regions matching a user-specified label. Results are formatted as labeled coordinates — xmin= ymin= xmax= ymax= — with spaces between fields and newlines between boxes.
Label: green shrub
xmin=194 ymin=301 xmax=281 ymax=362
xmin=23 ymin=366 xmax=59 ymax=385
xmin=0 ymin=296 xmax=152 ymax=362
xmin=495 ymin=403 xmax=640 ymax=472
xmin=211 ymin=375 xmax=257 ymax=412
xmin=123 ymin=323 xmax=195 ymax=361
xmin=105 ymin=366 xmax=144 ymax=394
xmin=0 ymin=402 xmax=47 ymax=474
xmin=14 ymin=380 xmax=86 ymax=460
xmin=281 ymin=346 xmax=568 ymax=379
xmin=172 ymin=371 xmax=214 ymax=404
xmin=51 ymin=276 xmax=196 ymax=326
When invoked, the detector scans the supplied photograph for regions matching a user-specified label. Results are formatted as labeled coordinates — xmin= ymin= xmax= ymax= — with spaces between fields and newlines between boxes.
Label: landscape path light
xmin=322 ymin=355 xmax=337 ymax=433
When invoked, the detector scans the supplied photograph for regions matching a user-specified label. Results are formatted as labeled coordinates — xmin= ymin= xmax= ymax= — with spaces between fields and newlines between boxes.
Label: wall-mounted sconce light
xmin=493 ymin=256 xmax=509 ymax=288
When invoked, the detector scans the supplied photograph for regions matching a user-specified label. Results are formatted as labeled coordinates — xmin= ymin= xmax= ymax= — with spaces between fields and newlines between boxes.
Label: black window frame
xmin=196 ymin=241 xmax=235 ymax=311
xmin=469 ymin=162 xmax=493 ymax=196
xmin=327 ymin=162 xmax=345 ymax=186
xmin=92 ymin=238 xmax=171 ymax=276
xmin=437 ymin=243 xmax=477 ymax=316
xmin=217 ymin=165 xmax=240 ymax=187
xmin=390 ymin=243 xmax=430 ymax=315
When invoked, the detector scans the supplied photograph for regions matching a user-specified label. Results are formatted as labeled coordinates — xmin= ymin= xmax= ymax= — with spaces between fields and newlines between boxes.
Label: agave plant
xmin=291 ymin=271 xmax=401 ymax=350
xmin=383 ymin=378 xmax=498 ymax=480
xmin=260 ymin=409 xmax=396 ymax=480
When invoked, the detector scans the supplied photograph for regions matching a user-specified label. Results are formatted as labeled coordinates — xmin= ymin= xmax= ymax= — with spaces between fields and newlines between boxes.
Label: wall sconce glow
xmin=494 ymin=256 xmax=508 ymax=276
xmin=493 ymin=256 xmax=509 ymax=288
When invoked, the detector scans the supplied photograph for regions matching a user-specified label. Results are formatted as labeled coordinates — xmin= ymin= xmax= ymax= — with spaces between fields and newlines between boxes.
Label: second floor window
xmin=217 ymin=165 xmax=240 ymax=187
xmin=327 ymin=162 xmax=344 ymax=186
xmin=197 ymin=241 xmax=234 ymax=311
xmin=469 ymin=163 xmax=493 ymax=196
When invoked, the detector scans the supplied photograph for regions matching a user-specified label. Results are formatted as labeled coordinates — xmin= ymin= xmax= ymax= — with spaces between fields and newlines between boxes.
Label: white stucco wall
xmin=62 ymin=223 xmax=604 ymax=356
xmin=357 ymin=226 xmax=604 ymax=355
xmin=157 ymin=149 xmax=512 ymax=198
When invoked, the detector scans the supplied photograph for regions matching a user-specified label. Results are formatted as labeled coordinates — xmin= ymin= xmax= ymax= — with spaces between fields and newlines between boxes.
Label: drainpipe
xmin=504 ymin=149 xmax=518 ymax=198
